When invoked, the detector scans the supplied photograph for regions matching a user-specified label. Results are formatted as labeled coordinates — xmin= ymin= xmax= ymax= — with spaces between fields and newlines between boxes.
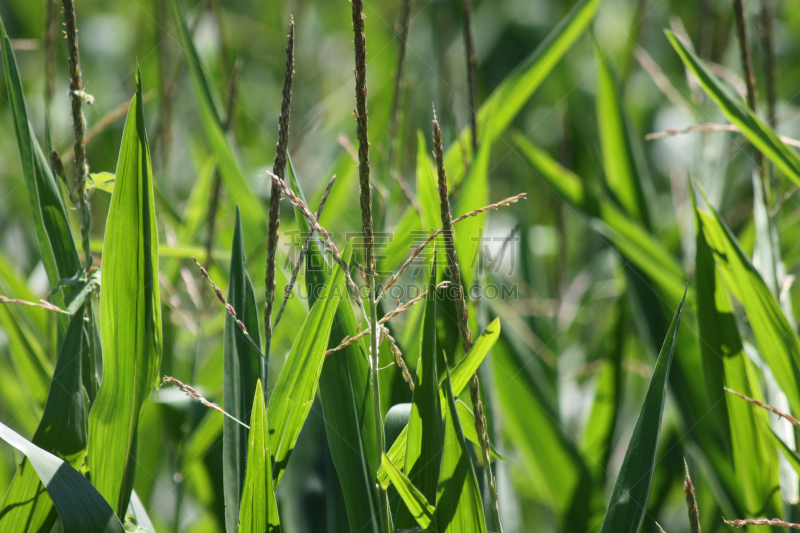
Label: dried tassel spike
xmin=0 ymin=295 xmax=69 ymax=315
xmin=684 ymin=459 xmax=701 ymax=533
xmin=162 ymin=376 xmax=249 ymax=429
xmin=724 ymin=387 xmax=800 ymax=426
xmin=724 ymin=518 xmax=800 ymax=529
xmin=265 ymin=16 xmax=295 ymax=341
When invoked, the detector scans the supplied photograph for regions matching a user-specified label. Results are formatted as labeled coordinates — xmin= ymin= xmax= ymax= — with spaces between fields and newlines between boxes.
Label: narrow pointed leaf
xmin=435 ymin=369 xmax=486 ymax=533
xmin=268 ymin=246 xmax=349 ymax=487
xmin=0 ymin=308 xmax=87 ymax=532
xmin=88 ymin=71 xmax=162 ymax=517
xmin=0 ymin=421 xmax=125 ymax=533
xmin=238 ymin=381 xmax=280 ymax=533
xmin=381 ymin=454 xmax=435 ymax=530
xmin=599 ymin=292 xmax=685 ymax=533
xmin=223 ymin=207 xmax=263 ymax=533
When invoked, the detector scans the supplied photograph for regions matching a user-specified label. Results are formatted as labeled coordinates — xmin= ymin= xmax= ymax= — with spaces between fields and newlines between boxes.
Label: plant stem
xmin=44 ymin=0 xmax=57 ymax=114
xmin=62 ymin=0 xmax=92 ymax=270
xmin=433 ymin=111 xmax=503 ymax=533
xmin=265 ymin=17 xmax=294 ymax=351
xmin=758 ymin=0 xmax=777 ymax=129
xmin=463 ymin=0 xmax=478 ymax=154
xmin=352 ymin=2 xmax=390 ymax=532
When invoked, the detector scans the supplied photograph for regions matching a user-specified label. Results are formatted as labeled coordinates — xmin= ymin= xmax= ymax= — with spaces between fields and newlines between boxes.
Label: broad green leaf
xmin=453 ymin=137 xmax=491 ymax=290
xmin=0 ymin=421 xmax=125 ymax=533
xmin=0 ymin=15 xmax=82 ymax=302
xmin=268 ymin=245 xmax=348 ymax=487
xmin=770 ymin=428 xmax=800 ymax=478
xmin=380 ymin=454 xmax=435 ymax=530
xmin=238 ymin=381 xmax=280 ymax=533
xmin=0 ymin=308 xmax=87 ymax=532
xmin=378 ymin=318 xmax=501 ymax=487
xmin=692 ymin=186 xmax=781 ymax=515
xmin=594 ymin=38 xmax=650 ymax=229
xmin=666 ymin=30 xmax=800 ymax=186
xmin=435 ymin=369 xmax=486 ymax=533
xmin=89 ymin=172 xmax=116 ymax=194
xmin=599 ymin=292 xmax=685 ymax=533
xmin=694 ymin=184 xmax=800 ymax=418
xmin=179 ymin=156 xmax=217 ymax=246
xmin=396 ymin=271 xmax=443 ymax=530
xmin=88 ymin=71 xmax=162 ymax=517
xmin=126 ymin=491 xmax=155 ymax=533
xmin=172 ymin=0 xmax=266 ymax=253
xmin=223 ymin=207 xmax=263 ymax=533
xmin=444 ymin=0 xmax=602 ymax=182
xmin=454 ymin=400 xmax=504 ymax=463
xmin=417 ymin=130 xmax=441 ymax=234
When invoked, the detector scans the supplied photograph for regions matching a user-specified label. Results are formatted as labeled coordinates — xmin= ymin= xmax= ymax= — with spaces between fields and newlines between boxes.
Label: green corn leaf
xmin=769 ymin=427 xmax=800 ymax=478
xmin=268 ymin=245 xmax=349 ymax=487
xmin=692 ymin=186 xmax=781 ymax=515
xmin=126 ymin=491 xmax=155 ymax=533
xmin=453 ymin=137 xmax=491 ymax=291
xmin=380 ymin=454 xmax=435 ymax=530
xmin=594 ymin=38 xmax=650 ymax=229
xmin=0 ymin=15 xmax=82 ymax=297
xmin=223 ymin=207 xmax=263 ymax=533
xmin=454 ymin=400 xmax=504 ymax=462
xmin=290 ymin=164 xmax=381 ymax=533
xmin=396 ymin=269 xmax=443 ymax=530
xmin=172 ymin=0 xmax=266 ymax=252
xmin=417 ymin=130 xmax=441 ymax=234
xmin=378 ymin=318 xmax=501 ymax=487
xmin=88 ymin=70 xmax=162 ymax=517
xmin=0 ymin=307 xmax=87 ymax=532
xmin=238 ymin=380 xmax=280 ymax=533
xmin=0 ymin=421 xmax=125 ymax=533
xmin=435 ymin=368 xmax=486 ymax=533
xmin=694 ymin=183 xmax=800 ymax=417
xmin=599 ymin=291 xmax=685 ymax=533
xmin=444 ymin=0 xmax=602 ymax=182
xmin=666 ymin=30 xmax=800 ymax=187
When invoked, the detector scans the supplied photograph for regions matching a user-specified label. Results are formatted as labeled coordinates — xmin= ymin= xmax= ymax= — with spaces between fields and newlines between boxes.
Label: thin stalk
xmin=724 ymin=518 xmax=800 ymax=529
xmin=352 ymin=2 xmax=390 ymax=533
xmin=384 ymin=0 xmax=413 ymax=225
xmin=265 ymin=17 xmax=294 ymax=349
xmin=432 ymin=110 xmax=503 ymax=532
xmin=758 ymin=0 xmax=777 ymax=129
xmin=43 ymin=0 xmax=57 ymax=114
xmin=62 ymin=0 xmax=92 ymax=270
xmin=732 ymin=0 xmax=770 ymax=206
xmin=463 ymin=0 xmax=478 ymax=154
xmin=645 ymin=122 xmax=800 ymax=147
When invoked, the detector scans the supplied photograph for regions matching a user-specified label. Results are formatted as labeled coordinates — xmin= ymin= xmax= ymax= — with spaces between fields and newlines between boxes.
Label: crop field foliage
xmin=2 ymin=0 xmax=800 ymax=532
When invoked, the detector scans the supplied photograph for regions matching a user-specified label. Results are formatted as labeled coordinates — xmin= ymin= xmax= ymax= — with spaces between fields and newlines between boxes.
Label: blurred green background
xmin=2 ymin=0 xmax=800 ymax=531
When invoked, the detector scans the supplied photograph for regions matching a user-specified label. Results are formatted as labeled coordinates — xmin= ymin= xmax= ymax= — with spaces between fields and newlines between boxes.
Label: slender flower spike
xmin=684 ymin=460 xmax=701 ymax=533
xmin=265 ymin=16 xmax=294 ymax=342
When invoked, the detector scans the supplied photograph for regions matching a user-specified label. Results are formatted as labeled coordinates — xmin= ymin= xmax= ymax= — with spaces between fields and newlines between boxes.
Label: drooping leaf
xmin=238 ymin=380 xmax=280 ymax=533
xmin=0 ymin=421 xmax=125 ymax=533
xmin=0 ymin=15 xmax=82 ymax=306
xmin=0 ymin=308 xmax=87 ymax=532
xmin=444 ymin=0 xmax=602 ymax=182
xmin=599 ymin=292 xmax=685 ymax=533
xmin=378 ymin=318 xmax=501 ymax=487
xmin=268 ymin=245 xmax=349 ymax=487
xmin=172 ymin=0 xmax=266 ymax=253
xmin=434 ymin=368 xmax=486 ymax=533
xmin=88 ymin=70 xmax=162 ymax=517
xmin=380 ymin=454 xmax=435 ymax=530
xmin=396 ymin=269 xmax=443 ymax=530
xmin=222 ymin=207 xmax=263 ymax=533
xmin=666 ymin=30 xmax=800 ymax=187
xmin=594 ymin=38 xmax=650 ymax=229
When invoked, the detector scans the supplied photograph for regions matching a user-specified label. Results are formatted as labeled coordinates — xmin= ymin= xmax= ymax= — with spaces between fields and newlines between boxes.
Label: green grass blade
xmin=223 ymin=207 xmax=263 ymax=533
xmin=0 ymin=15 xmax=81 ymax=314
xmin=599 ymin=292 xmax=685 ymax=533
xmin=666 ymin=30 xmax=800 ymax=186
xmin=435 ymin=368 xmax=486 ymax=533
xmin=378 ymin=319 xmax=501 ymax=487
xmin=0 ymin=421 xmax=125 ymax=533
xmin=694 ymin=183 xmax=800 ymax=417
xmin=268 ymin=245 xmax=349 ymax=487
xmin=444 ymin=0 xmax=602 ymax=181
xmin=417 ymin=131 xmax=442 ymax=233
xmin=126 ymin=491 xmax=156 ymax=533
xmin=0 ymin=307 xmax=87 ymax=532
xmin=396 ymin=270 xmax=443 ymax=530
xmin=171 ymin=1 xmax=266 ymax=252
xmin=381 ymin=454 xmax=435 ymax=530
xmin=238 ymin=381 xmax=280 ymax=533
xmin=594 ymin=38 xmax=650 ymax=228
xmin=692 ymin=187 xmax=782 ymax=515
xmin=88 ymin=70 xmax=162 ymax=517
